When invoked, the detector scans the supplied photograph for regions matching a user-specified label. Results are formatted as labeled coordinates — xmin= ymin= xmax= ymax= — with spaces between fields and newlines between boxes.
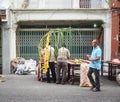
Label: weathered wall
xmin=110 ymin=0 xmax=120 ymax=59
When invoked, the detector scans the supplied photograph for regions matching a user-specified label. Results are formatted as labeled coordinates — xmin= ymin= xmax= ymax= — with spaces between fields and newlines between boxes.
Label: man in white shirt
xmin=44 ymin=43 xmax=56 ymax=83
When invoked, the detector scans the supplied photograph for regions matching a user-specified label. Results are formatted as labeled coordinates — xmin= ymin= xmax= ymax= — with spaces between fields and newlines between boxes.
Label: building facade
xmin=1 ymin=0 xmax=111 ymax=74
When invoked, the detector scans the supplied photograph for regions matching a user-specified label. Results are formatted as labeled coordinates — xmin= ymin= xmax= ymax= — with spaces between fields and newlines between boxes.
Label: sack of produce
xmin=80 ymin=63 xmax=92 ymax=87
xmin=116 ymin=72 xmax=120 ymax=86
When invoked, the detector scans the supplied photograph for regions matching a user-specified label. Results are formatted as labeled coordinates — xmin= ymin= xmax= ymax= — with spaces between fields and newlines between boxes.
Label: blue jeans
xmin=87 ymin=67 xmax=100 ymax=90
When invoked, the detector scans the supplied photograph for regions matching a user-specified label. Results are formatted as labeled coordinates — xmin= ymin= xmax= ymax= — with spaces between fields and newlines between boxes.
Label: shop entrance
xmin=16 ymin=21 xmax=104 ymax=61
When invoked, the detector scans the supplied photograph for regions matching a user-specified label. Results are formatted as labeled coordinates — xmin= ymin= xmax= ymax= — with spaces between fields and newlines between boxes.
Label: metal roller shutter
xmin=16 ymin=27 xmax=102 ymax=60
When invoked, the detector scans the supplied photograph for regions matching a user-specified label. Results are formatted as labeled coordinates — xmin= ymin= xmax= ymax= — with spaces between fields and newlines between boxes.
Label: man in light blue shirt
xmin=87 ymin=39 xmax=102 ymax=92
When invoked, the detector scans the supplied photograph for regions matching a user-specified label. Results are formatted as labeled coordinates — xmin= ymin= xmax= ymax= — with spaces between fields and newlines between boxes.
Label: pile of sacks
xmin=11 ymin=57 xmax=37 ymax=75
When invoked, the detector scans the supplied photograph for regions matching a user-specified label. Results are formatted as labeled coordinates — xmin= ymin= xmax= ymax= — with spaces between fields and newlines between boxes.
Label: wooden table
xmin=101 ymin=61 xmax=120 ymax=80
xmin=108 ymin=62 xmax=120 ymax=80
xmin=67 ymin=61 xmax=81 ymax=84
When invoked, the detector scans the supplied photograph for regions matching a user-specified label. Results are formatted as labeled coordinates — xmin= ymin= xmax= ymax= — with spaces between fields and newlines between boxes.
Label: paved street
xmin=0 ymin=75 xmax=120 ymax=102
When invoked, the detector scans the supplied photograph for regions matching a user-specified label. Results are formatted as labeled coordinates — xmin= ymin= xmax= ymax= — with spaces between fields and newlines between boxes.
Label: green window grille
xmin=16 ymin=27 xmax=102 ymax=61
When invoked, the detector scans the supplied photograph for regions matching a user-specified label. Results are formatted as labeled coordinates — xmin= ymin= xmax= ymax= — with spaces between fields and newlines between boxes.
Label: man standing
xmin=87 ymin=39 xmax=102 ymax=92
xmin=56 ymin=44 xmax=70 ymax=85
xmin=44 ymin=42 xmax=56 ymax=83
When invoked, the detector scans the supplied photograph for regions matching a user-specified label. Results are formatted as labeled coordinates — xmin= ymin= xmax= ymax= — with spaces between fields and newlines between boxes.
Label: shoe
xmin=92 ymin=88 xmax=101 ymax=92
xmin=61 ymin=82 xmax=65 ymax=85
xmin=53 ymin=80 xmax=56 ymax=83
xmin=90 ymin=86 xmax=95 ymax=90
xmin=47 ymin=81 xmax=51 ymax=83
xmin=47 ymin=79 xmax=50 ymax=83
xmin=56 ymin=81 xmax=60 ymax=84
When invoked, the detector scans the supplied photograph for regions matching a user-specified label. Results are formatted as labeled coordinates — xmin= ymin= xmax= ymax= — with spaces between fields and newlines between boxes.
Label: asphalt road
xmin=0 ymin=75 xmax=120 ymax=102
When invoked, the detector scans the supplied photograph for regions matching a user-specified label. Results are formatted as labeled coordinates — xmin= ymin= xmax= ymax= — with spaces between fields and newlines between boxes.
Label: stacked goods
xmin=68 ymin=60 xmax=77 ymax=64
xmin=69 ymin=59 xmax=90 ymax=64
xmin=11 ymin=57 xmax=26 ymax=73
xmin=74 ymin=59 xmax=82 ymax=64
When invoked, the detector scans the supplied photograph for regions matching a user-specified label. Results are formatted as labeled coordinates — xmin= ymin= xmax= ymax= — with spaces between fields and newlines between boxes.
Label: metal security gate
xmin=70 ymin=28 xmax=100 ymax=59
xmin=16 ymin=29 xmax=48 ymax=61
xmin=16 ymin=28 xmax=101 ymax=60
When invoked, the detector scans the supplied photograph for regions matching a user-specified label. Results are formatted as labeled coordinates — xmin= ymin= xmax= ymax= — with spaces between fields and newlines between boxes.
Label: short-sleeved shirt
xmin=44 ymin=46 xmax=55 ymax=62
xmin=89 ymin=46 xmax=102 ymax=70
xmin=57 ymin=47 xmax=70 ymax=60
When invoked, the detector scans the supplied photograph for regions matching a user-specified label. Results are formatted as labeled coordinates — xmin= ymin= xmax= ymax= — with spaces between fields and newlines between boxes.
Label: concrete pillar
xmin=2 ymin=22 xmax=17 ymax=74
xmin=102 ymin=22 xmax=111 ymax=72
xmin=10 ymin=23 xmax=17 ymax=60
xmin=103 ymin=13 xmax=112 ymax=61
xmin=2 ymin=23 xmax=11 ymax=74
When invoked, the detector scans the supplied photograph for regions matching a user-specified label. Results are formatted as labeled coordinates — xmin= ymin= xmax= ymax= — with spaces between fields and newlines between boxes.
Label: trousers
xmin=56 ymin=59 xmax=68 ymax=83
xmin=87 ymin=67 xmax=100 ymax=90
xmin=46 ymin=62 xmax=56 ymax=83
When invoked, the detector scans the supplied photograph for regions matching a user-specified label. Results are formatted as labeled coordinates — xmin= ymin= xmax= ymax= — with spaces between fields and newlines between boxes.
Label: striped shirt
xmin=57 ymin=47 xmax=70 ymax=59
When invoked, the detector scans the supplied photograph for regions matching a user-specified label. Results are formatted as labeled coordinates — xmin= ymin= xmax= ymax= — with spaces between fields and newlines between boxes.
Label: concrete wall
xmin=10 ymin=0 xmax=109 ymax=9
